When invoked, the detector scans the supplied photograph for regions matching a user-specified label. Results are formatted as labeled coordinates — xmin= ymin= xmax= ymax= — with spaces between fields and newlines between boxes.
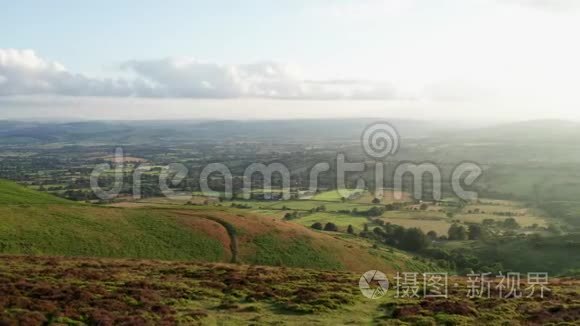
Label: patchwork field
xmin=458 ymin=200 xmax=548 ymax=227
xmin=456 ymin=213 xmax=546 ymax=227
xmin=380 ymin=217 xmax=452 ymax=236
xmin=293 ymin=212 xmax=370 ymax=231
xmin=311 ymin=189 xmax=364 ymax=202
xmin=354 ymin=189 xmax=413 ymax=204
xmin=227 ymin=199 xmax=375 ymax=212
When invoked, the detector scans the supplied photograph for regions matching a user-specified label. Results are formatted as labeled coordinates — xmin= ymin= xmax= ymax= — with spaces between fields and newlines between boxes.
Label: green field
xmin=294 ymin=212 xmax=369 ymax=231
xmin=227 ymin=199 xmax=375 ymax=212
xmin=458 ymin=200 xmax=548 ymax=227
xmin=311 ymin=189 xmax=363 ymax=202
xmin=382 ymin=218 xmax=452 ymax=235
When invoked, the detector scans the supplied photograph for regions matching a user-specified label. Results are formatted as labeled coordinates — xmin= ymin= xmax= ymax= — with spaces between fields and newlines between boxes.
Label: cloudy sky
xmin=1 ymin=0 xmax=579 ymax=121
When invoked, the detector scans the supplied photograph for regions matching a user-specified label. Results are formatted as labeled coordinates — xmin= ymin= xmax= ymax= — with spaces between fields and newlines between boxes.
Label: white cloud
xmin=0 ymin=49 xmax=399 ymax=100
xmin=0 ymin=49 xmax=133 ymax=96
xmin=498 ymin=0 xmax=580 ymax=11
xmin=305 ymin=0 xmax=415 ymax=21
xmin=122 ymin=58 xmax=400 ymax=99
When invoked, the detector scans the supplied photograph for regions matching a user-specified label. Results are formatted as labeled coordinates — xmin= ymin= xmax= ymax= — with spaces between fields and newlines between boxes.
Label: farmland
xmin=1 ymin=120 xmax=580 ymax=324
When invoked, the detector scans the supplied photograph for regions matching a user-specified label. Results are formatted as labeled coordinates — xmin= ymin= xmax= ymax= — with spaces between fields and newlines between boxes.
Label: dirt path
xmin=175 ymin=211 xmax=239 ymax=263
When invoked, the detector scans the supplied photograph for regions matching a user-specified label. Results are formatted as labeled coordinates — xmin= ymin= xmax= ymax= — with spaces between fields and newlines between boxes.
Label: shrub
xmin=323 ymin=222 xmax=338 ymax=232
xmin=311 ymin=222 xmax=323 ymax=230
xmin=347 ymin=225 xmax=354 ymax=234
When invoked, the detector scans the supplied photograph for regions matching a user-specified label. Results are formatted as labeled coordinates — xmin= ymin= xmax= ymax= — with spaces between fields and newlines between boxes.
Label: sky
xmin=0 ymin=0 xmax=579 ymax=121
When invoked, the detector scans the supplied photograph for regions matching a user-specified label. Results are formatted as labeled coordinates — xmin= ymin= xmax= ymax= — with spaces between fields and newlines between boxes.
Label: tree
xmin=372 ymin=197 xmax=381 ymax=204
xmin=400 ymin=228 xmax=429 ymax=252
xmin=284 ymin=211 xmax=299 ymax=220
xmin=373 ymin=227 xmax=385 ymax=237
xmin=468 ymin=224 xmax=483 ymax=240
xmin=420 ymin=203 xmax=429 ymax=210
xmin=426 ymin=230 xmax=438 ymax=240
xmin=502 ymin=217 xmax=520 ymax=229
xmin=482 ymin=219 xmax=495 ymax=226
xmin=547 ymin=223 xmax=562 ymax=235
xmin=311 ymin=222 xmax=323 ymax=230
xmin=448 ymin=224 xmax=468 ymax=241
xmin=347 ymin=224 xmax=355 ymax=234
xmin=392 ymin=225 xmax=406 ymax=245
xmin=323 ymin=222 xmax=338 ymax=232
xmin=366 ymin=206 xmax=385 ymax=217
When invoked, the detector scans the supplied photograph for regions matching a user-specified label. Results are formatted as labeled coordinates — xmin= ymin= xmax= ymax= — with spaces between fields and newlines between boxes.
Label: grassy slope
xmin=0 ymin=205 xmax=226 ymax=261
xmin=171 ymin=207 xmax=438 ymax=273
xmin=0 ymin=180 xmax=434 ymax=273
xmin=0 ymin=179 xmax=71 ymax=205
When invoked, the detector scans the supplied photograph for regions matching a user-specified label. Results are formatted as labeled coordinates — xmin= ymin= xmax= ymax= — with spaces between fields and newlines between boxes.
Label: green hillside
xmin=0 ymin=180 xmax=435 ymax=273
xmin=0 ymin=179 xmax=71 ymax=205
xmin=0 ymin=205 xmax=226 ymax=261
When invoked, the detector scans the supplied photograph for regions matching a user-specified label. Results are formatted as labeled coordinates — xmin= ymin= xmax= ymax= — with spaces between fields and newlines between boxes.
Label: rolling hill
xmin=0 ymin=180 xmax=435 ymax=273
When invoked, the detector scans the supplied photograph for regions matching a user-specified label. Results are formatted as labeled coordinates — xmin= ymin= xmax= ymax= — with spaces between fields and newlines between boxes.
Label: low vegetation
xmin=0 ymin=256 xmax=578 ymax=325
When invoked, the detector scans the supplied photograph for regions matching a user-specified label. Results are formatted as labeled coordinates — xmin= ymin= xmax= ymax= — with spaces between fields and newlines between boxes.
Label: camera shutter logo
xmin=359 ymin=270 xmax=389 ymax=299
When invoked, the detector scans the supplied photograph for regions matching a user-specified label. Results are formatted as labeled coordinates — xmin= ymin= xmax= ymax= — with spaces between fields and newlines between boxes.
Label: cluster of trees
xmin=360 ymin=221 xmax=430 ymax=252
xmin=309 ymin=222 xmax=356 ymax=234
xmin=482 ymin=217 xmax=520 ymax=229
xmin=230 ymin=203 xmax=252 ymax=209
xmin=310 ymin=222 xmax=339 ymax=232
xmin=421 ymin=247 xmax=504 ymax=273
xmin=335 ymin=203 xmax=405 ymax=217
xmin=307 ymin=219 xmax=507 ymax=273
xmin=446 ymin=219 xmax=523 ymax=241
xmin=447 ymin=224 xmax=490 ymax=241
xmin=307 ymin=205 xmax=327 ymax=213
xmin=283 ymin=211 xmax=307 ymax=220
xmin=59 ymin=189 xmax=105 ymax=201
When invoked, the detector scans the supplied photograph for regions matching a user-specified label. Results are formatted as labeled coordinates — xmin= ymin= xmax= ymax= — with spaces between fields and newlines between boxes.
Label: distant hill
xmin=453 ymin=119 xmax=580 ymax=142
xmin=0 ymin=119 xmax=465 ymax=145
xmin=0 ymin=179 xmax=434 ymax=273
